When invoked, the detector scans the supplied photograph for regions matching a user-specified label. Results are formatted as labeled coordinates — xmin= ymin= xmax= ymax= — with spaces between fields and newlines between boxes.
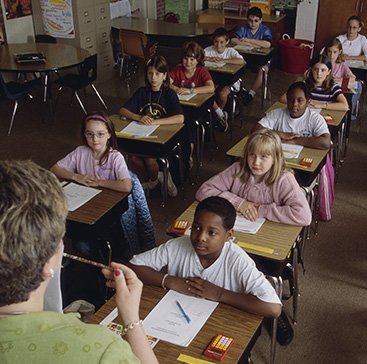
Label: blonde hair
xmin=238 ymin=129 xmax=286 ymax=185
xmin=0 ymin=160 xmax=68 ymax=305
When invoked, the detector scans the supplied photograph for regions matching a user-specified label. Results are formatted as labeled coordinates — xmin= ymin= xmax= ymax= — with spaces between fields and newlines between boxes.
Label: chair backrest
xmin=196 ymin=14 xmax=225 ymax=24
xmin=164 ymin=12 xmax=179 ymax=23
xmin=35 ymin=34 xmax=57 ymax=44
xmin=119 ymin=28 xmax=148 ymax=59
xmin=80 ymin=54 xmax=98 ymax=84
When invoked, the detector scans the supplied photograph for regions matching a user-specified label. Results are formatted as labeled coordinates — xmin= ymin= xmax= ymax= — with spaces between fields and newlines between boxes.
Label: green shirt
xmin=0 ymin=311 xmax=139 ymax=364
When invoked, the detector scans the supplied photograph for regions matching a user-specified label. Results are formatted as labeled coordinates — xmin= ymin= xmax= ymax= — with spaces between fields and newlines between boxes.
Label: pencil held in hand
xmin=63 ymin=252 xmax=113 ymax=271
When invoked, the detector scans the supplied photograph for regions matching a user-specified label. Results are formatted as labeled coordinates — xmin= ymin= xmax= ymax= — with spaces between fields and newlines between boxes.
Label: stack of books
xmin=14 ymin=52 xmax=46 ymax=64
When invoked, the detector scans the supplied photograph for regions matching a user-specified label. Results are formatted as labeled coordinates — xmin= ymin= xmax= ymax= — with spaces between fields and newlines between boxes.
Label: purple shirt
xmin=57 ymin=146 xmax=130 ymax=181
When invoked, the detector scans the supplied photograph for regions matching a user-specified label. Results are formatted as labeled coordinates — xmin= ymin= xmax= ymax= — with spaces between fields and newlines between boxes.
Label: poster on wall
xmin=39 ymin=0 xmax=75 ymax=39
xmin=5 ymin=0 xmax=32 ymax=20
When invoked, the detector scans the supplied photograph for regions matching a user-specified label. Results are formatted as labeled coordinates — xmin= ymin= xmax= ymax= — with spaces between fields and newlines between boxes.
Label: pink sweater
xmin=195 ymin=162 xmax=312 ymax=226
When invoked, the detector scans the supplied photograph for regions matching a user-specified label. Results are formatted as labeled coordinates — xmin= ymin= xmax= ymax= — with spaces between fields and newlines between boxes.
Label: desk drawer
xmin=80 ymin=32 xmax=97 ymax=54
xmin=97 ymin=50 xmax=114 ymax=80
xmin=96 ymin=28 xmax=112 ymax=52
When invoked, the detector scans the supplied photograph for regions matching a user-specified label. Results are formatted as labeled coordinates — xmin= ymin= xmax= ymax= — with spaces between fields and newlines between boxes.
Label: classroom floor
xmin=0 ymin=52 xmax=366 ymax=364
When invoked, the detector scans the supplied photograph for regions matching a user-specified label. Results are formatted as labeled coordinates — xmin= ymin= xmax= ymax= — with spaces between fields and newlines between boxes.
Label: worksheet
xmin=120 ymin=121 xmax=159 ymax=137
xmin=234 ymin=215 xmax=265 ymax=234
xmin=281 ymin=143 xmax=303 ymax=159
xmin=63 ymin=183 xmax=102 ymax=211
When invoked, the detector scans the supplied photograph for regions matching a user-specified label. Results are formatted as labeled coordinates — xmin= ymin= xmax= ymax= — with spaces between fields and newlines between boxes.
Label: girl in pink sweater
xmin=196 ymin=129 xmax=311 ymax=226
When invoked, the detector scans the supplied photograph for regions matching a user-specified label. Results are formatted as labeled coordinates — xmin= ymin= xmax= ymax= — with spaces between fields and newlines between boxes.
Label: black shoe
xmin=276 ymin=311 xmax=294 ymax=346
xmin=242 ymin=92 xmax=253 ymax=105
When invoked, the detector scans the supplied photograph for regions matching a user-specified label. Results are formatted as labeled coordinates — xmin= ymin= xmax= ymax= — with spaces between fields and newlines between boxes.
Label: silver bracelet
xmin=161 ymin=273 xmax=169 ymax=290
xmin=121 ymin=320 xmax=143 ymax=336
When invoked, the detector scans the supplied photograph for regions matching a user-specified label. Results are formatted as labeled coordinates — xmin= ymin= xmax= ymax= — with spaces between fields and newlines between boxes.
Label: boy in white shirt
xmin=256 ymin=81 xmax=331 ymax=150
xmin=129 ymin=196 xmax=281 ymax=318
xmin=204 ymin=28 xmax=245 ymax=131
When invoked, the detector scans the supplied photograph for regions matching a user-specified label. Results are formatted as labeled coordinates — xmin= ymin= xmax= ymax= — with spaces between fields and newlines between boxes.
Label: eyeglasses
xmin=85 ymin=131 xmax=108 ymax=138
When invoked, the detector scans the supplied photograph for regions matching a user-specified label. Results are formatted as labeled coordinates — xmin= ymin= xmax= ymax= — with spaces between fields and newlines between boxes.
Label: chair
xmin=54 ymin=54 xmax=107 ymax=114
xmin=0 ymin=72 xmax=36 ymax=136
xmin=118 ymin=28 xmax=158 ymax=79
xmin=196 ymin=13 xmax=225 ymax=24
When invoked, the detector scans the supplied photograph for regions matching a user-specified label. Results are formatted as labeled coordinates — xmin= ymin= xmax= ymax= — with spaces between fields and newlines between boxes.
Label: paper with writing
xmin=234 ymin=215 xmax=265 ymax=234
xmin=120 ymin=121 xmax=159 ymax=137
xmin=281 ymin=143 xmax=303 ymax=159
xmin=63 ymin=183 xmax=102 ymax=211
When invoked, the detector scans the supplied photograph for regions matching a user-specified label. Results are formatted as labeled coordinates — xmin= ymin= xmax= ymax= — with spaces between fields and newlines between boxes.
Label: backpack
xmin=318 ymin=154 xmax=334 ymax=221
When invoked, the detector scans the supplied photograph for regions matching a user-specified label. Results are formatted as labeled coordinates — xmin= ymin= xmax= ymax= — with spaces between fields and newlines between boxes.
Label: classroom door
xmin=314 ymin=0 xmax=360 ymax=55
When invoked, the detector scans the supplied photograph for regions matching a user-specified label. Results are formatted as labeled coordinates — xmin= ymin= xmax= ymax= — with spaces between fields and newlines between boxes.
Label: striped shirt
xmin=310 ymin=83 xmax=343 ymax=104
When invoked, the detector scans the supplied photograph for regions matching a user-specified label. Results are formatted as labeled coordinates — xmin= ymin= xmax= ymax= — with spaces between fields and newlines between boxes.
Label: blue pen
xmin=176 ymin=300 xmax=191 ymax=323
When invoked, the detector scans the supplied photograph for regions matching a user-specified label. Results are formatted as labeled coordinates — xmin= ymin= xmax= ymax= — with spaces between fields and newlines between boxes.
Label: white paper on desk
xmin=178 ymin=93 xmax=197 ymax=101
xmin=143 ymin=290 xmax=218 ymax=347
xmin=120 ymin=121 xmax=159 ymax=137
xmin=234 ymin=215 xmax=265 ymax=234
xmin=63 ymin=183 xmax=102 ymax=211
xmin=281 ymin=143 xmax=303 ymax=159
xmin=346 ymin=60 xmax=367 ymax=69
xmin=335 ymin=79 xmax=358 ymax=92
xmin=234 ymin=45 xmax=254 ymax=52
xmin=204 ymin=61 xmax=226 ymax=68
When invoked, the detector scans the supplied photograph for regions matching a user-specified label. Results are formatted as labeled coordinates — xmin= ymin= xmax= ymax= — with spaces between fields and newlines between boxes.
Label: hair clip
xmin=146 ymin=58 xmax=152 ymax=65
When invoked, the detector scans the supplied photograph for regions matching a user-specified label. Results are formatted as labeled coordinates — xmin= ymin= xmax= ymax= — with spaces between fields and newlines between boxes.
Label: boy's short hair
xmin=195 ymin=196 xmax=236 ymax=230
xmin=247 ymin=6 xmax=263 ymax=19
xmin=286 ymin=81 xmax=311 ymax=100
xmin=213 ymin=27 xmax=229 ymax=41
xmin=0 ymin=160 xmax=68 ymax=306
xmin=181 ymin=41 xmax=205 ymax=66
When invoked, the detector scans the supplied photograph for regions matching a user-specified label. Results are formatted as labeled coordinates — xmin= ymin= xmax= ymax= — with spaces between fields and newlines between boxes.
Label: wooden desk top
xmin=206 ymin=62 xmax=245 ymax=75
xmin=176 ymin=201 xmax=302 ymax=261
xmin=233 ymin=45 xmax=273 ymax=56
xmin=226 ymin=135 xmax=328 ymax=174
xmin=179 ymin=92 xmax=215 ymax=108
xmin=67 ymin=186 xmax=128 ymax=225
xmin=346 ymin=60 xmax=367 ymax=70
xmin=0 ymin=43 xmax=90 ymax=73
xmin=199 ymin=8 xmax=286 ymax=24
xmin=110 ymin=114 xmax=185 ymax=144
xmin=111 ymin=16 xmax=227 ymax=37
xmin=91 ymin=286 xmax=263 ymax=363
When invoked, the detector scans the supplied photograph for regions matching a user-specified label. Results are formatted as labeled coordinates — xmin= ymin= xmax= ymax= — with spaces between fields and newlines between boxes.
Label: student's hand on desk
xmin=139 ymin=115 xmax=154 ymax=125
xmin=278 ymin=131 xmax=299 ymax=141
xmin=177 ymin=87 xmax=191 ymax=95
xmin=239 ymin=201 xmax=259 ymax=221
xmin=74 ymin=174 xmax=98 ymax=187
xmin=309 ymin=101 xmax=325 ymax=109
xmin=186 ymin=278 xmax=223 ymax=302
xmin=166 ymin=276 xmax=191 ymax=295
xmin=102 ymin=262 xmax=143 ymax=324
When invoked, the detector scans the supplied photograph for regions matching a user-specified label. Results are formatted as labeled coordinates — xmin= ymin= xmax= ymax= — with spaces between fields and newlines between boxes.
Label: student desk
xmin=91 ymin=285 xmax=263 ymax=364
xmin=109 ymin=114 xmax=186 ymax=206
xmin=66 ymin=185 xmax=129 ymax=260
xmin=170 ymin=201 xmax=302 ymax=364
xmin=179 ymin=92 xmax=215 ymax=173
xmin=205 ymin=62 xmax=246 ymax=137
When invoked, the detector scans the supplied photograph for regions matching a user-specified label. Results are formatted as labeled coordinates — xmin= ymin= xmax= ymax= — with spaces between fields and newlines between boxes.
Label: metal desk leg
xmin=104 ymin=240 xmax=112 ymax=302
xmin=287 ymin=245 xmax=299 ymax=324
xmin=194 ymin=119 xmax=201 ymax=175
xmin=266 ymin=275 xmax=283 ymax=364
xmin=158 ymin=158 xmax=169 ymax=207
xmin=207 ymin=107 xmax=218 ymax=150
xmin=261 ymin=67 xmax=269 ymax=109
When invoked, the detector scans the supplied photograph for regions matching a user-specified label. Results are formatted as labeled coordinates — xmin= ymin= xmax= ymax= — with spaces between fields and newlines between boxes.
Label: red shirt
xmin=170 ymin=65 xmax=212 ymax=88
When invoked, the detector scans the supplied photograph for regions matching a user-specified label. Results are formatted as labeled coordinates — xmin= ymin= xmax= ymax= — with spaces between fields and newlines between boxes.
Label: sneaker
xmin=158 ymin=171 xmax=178 ymax=197
xmin=141 ymin=179 xmax=159 ymax=193
xmin=218 ymin=111 xmax=228 ymax=132
xmin=242 ymin=92 xmax=253 ymax=105
xmin=276 ymin=311 xmax=294 ymax=346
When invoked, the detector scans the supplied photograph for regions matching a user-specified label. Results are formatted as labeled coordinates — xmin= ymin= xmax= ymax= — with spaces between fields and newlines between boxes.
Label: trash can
xmin=279 ymin=34 xmax=314 ymax=74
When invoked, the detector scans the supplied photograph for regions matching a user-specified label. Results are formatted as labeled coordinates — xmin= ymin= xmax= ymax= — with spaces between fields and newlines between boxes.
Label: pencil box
xmin=168 ymin=220 xmax=189 ymax=236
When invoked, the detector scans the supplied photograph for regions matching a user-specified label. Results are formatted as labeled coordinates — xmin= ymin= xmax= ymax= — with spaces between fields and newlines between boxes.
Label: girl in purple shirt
xmin=196 ymin=129 xmax=311 ymax=226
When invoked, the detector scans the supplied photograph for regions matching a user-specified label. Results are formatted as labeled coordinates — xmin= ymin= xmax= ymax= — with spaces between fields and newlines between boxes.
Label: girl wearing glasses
xmin=51 ymin=111 xmax=131 ymax=192
xmin=337 ymin=15 xmax=367 ymax=62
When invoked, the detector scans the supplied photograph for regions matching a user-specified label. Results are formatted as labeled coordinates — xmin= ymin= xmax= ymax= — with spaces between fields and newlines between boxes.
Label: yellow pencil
xmin=286 ymin=161 xmax=309 ymax=169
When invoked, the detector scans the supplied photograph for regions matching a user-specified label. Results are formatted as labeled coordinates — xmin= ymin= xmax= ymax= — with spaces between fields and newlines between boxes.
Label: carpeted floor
xmin=0 ymin=58 xmax=366 ymax=363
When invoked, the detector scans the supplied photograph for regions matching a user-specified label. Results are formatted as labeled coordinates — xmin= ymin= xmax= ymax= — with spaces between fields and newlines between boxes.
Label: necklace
xmin=149 ymin=89 xmax=163 ymax=116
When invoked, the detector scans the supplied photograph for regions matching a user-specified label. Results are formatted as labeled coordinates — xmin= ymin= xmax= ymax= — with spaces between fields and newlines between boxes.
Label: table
xmin=91 ymin=285 xmax=263 ymax=364
xmin=171 ymin=201 xmax=302 ymax=363
xmin=206 ymin=62 xmax=246 ymax=137
xmin=111 ymin=16 xmax=229 ymax=47
xmin=110 ymin=114 xmax=186 ymax=206
xmin=0 ymin=43 xmax=90 ymax=106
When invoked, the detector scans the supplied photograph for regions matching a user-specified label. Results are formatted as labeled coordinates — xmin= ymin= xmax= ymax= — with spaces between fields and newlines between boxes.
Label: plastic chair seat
xmin=55 ymin=74 xmax=90 ymax=90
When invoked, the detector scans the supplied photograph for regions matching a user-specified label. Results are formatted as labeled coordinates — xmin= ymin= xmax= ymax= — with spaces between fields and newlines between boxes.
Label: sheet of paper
xmin=282 ymin=143 xmax=303 ymax=159
xmin=178 ymin=93 xmax=197 ymax=101
xmin=234 ymin=45 xmax=254 ymax=52
xmin=143 ymin=290 xmax=218 ymax=347
xmin=234 ymin=215 xmax=265 ymax=234
xmin=335 ymin=79 xmax=358 ymax=92
xmin=63 ymin=183 xmax=102 ymax=212
xmin=204 ymin=61 xmax=226 ymax=68
xmin=120 ymin=121 xmax=159 ymax=137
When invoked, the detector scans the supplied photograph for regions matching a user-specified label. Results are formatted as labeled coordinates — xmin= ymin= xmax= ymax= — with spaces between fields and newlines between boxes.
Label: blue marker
xmin=176 ymin=300 xmax=191 ymax=323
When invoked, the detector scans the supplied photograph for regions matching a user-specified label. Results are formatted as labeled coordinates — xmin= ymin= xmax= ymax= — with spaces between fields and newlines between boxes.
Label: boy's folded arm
xmin=129 ymin=264 xmax=164 ymax=286
xmin=220 ymin=289 xmax=281 ymax=319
